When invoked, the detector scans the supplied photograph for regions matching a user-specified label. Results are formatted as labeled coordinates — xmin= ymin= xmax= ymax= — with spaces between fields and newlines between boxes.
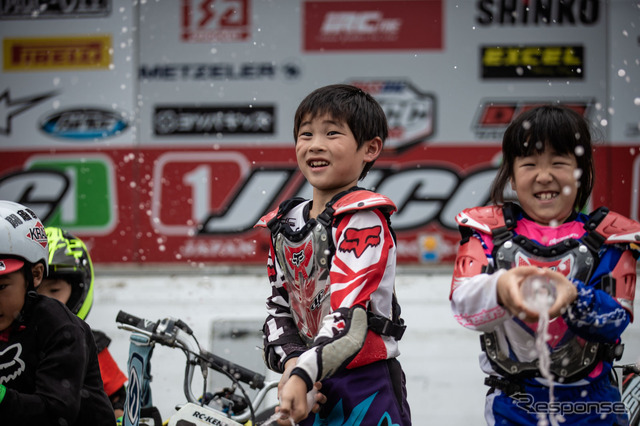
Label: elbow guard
xmin=608 ymin=250 xmax=637 ymax=320
xmin=295 ymin=305 xmax=368 ymax=383
xmin=319 ymin=306 xmax=368 ymax=379
xmin=451 ymin=236 xmax=488 ymax=299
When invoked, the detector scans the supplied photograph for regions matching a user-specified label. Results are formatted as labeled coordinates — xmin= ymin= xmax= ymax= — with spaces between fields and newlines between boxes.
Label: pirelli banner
xmin=0 ymin=0 xmax=639 ymax=266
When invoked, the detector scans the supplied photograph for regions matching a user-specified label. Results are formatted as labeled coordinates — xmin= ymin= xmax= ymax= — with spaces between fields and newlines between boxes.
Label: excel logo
xmin=0 ymin=155 xmax=116 ymax=233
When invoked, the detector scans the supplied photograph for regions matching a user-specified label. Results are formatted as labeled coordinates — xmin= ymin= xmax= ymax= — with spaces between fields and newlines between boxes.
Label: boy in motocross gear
xmin=0 ymin=201 xmax=115 ymax=426
xmin=450 ymin=106 xmax=636 ymax=425
xmin=256 ymin=84 xmax=411 ymax=425
xmin=38 ymin=227 xmax=127 ymax=420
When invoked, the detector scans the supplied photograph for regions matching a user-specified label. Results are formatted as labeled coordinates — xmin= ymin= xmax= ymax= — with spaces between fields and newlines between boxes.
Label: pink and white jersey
xmin=450 ymin=203 xmax=636 ymax=385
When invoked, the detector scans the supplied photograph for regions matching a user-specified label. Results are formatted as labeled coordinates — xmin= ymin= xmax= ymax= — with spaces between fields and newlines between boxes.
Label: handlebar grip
xmin=206 ymin=352 xmax=266 ymax=389
xmin=116 ymin=310 xmax=156 ymax=332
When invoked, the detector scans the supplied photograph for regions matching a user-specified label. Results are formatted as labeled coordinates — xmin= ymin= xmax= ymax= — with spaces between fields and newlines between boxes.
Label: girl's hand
xmin=497 ymin=266 xmax=578 ymax=322
xmin=497 ymin=266 xmax=542 ymax=320
xmin=542 ymin=268 xmax=578 ymax=319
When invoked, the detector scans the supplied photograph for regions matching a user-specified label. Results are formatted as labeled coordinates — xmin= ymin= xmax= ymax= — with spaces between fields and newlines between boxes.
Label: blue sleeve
xmin=563 ymin=246 xmax=631 ymax=343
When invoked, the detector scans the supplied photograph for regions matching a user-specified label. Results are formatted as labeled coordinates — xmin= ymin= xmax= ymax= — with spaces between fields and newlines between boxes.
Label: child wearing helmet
xmin=38 ymin=227 xmax=127 ymax=420
xmin=0 ymin=201 xmax=115 ymax=426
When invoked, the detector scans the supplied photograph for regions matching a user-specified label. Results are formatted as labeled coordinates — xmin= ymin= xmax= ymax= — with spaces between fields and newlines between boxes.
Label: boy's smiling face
xmin=295 ymin=113 xmax=381 ymax=207
xmin=0 ymin=261 xmax=44 ymax=332
xmin=0 ymin=270 xmax=28 ymax=332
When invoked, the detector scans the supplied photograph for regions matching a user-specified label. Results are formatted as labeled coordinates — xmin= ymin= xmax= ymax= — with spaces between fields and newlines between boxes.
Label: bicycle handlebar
xmin=116 ymin=310 xmax=266 ymax=389
xmin=616 ymin=362 xmax=640 ymax=376
xmin=116 ymin=310 xmax=155 ymax=331
xmin=201 ymin=349 xmax=265 ymax=389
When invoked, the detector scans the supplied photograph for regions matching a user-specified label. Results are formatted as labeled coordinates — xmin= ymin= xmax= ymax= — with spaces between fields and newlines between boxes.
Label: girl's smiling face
xmin=511 ymin=146 xmax=579 ymax=226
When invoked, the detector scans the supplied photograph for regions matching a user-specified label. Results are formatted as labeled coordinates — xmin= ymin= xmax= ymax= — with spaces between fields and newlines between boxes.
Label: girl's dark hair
xmin=489 ymin=105 xmax=594 ymax=211
xmin=293 ymin=84 xmax=388 ymax=180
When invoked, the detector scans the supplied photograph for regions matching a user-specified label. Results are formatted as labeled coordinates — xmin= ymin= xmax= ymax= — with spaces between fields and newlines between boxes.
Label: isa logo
xmin=181 ymin=0 xmax=250 ymax=42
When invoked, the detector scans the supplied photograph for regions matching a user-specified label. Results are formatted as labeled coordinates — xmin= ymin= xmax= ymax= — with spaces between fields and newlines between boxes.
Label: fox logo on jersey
xmin=339 ymin=226 xmax=382 ymax=258
xmin=0 ymin=343 xmax=26 ymax=384
xmin=291 ymin=250 xmax=305 ymax=267
xmin=285 ymin=240 xmax=313 ymax=279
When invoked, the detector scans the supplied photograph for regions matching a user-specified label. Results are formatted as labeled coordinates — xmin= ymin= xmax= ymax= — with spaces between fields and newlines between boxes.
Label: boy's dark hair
xmin=490 ymin=104 xmax=594 ymax=212
xmin=293 ymin=84 xmax=388 ymax=180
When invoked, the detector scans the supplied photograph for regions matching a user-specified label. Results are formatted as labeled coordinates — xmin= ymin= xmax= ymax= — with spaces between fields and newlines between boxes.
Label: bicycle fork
xmin=124 ymin=333 xmax=155 ymax=426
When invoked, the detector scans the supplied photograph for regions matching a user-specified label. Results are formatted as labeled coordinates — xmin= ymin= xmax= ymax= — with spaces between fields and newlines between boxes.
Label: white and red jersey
xmin=256 ymin=189 xmax=403 ymax=386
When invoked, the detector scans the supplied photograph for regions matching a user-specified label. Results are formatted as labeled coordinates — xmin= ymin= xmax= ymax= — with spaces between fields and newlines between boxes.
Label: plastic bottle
xmin=521 ymin=275 xmax=556 ymax=312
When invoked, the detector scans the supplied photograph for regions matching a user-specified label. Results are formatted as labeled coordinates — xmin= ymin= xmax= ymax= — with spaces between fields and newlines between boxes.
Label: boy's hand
xmin=276 ymin=374 xmax=309 ymax=425
xmin=278 ymin=357 xmax=298 ymax=397
xmin=308 ymin=381 xmax=327 ymax=414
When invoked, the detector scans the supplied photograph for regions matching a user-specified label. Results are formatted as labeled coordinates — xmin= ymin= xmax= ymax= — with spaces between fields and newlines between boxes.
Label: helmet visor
xmin=0 ymin=258 xmax=24 ymax=275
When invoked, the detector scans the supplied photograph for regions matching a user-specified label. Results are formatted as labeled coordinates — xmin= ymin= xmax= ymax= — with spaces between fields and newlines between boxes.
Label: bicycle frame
xmin=616 ymin=363 xmax=640 ymax=426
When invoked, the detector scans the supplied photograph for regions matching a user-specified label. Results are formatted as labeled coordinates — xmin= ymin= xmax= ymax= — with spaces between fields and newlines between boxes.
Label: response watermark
xmin=513 ymin=393 xmax=628 ymax=416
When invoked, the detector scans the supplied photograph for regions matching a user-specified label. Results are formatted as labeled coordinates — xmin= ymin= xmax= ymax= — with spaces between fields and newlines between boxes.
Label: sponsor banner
xmin=348 ymin=80 xmax=435 ymax=151
xmin=481 ymin=45 xmax=584 ymax=79
xmin=3 ymin=35 xmax=112 ymax=71
xmin=19 ymin=154 xmax=118 ymax=234
xmin=138 ymin=60 xmax=302 ymax=82
xmin=0 ymin=89 xmax=59 ymax=136
xmin=180 ymin=0 xmax=250 ymax=42
xmin=39 ymin=107 xmax=129 ymax=140
xmin=475 ymin=0 xmax=601 ymax=26
xmin=472 ymin=98 xmax=593 ymax=140
xmin=0 ymin=144 xmax=636 ymax=265
xmin=304 ymin=0 xmax=443 ymax=51
xmin=0 ymin=0 xmax=111 ymax=19
xmin=153 ymin=105 xmax=275 ymax=136
xmin=0 ymin=150 xmax=135 ymax=261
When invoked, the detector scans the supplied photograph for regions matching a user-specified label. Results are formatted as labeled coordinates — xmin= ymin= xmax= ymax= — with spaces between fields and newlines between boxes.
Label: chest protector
xmin=262 ymin=188 xmax=402 ymax=346
xmin=462 ymin=203 xmax=628 ymax=382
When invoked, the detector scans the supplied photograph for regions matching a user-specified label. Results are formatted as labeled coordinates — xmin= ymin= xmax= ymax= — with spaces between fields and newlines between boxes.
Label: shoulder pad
xmin=255 ymin=197 xmax=308 ymax=228
xmin=595 ymin=211 xmax=640 ymax=245
xmin=455 ymin=205 xmax=505 ymax=235
xmin=331 ymin=191 xmax=396 ymax=216
xmin=255 ymin=208 xmax=278 ymax=228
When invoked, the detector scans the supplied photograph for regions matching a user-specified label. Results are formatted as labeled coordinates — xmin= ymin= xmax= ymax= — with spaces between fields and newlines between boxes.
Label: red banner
xmin=0 ymin=144 xmax=636 ymax=266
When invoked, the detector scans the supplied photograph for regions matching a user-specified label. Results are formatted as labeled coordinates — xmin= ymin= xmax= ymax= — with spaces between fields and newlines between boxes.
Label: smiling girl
xmin=450 ymin=105 xmax=638 ymax=425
